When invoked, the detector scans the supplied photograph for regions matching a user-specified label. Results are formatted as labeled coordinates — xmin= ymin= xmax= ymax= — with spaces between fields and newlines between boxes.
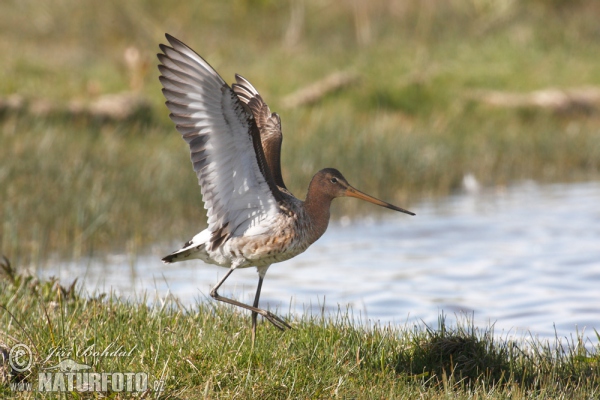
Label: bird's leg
xmin=209 ymin=267 xmax=291 ymax=332
xmin=251 ymin=275 xmax=264 ymax=343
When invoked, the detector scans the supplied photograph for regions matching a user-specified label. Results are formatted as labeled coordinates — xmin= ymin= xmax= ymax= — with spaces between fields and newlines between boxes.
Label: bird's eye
xmin=330 ymin=178 xmax=338 ymax=184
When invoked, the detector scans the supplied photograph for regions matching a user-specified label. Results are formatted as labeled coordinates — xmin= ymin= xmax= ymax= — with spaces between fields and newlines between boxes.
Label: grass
xmin=2 ymin=1 xmax=600 ymax=261
xmin=3 ymin=110 xmax=600 ymax=265
xmin=0 ymin=260 xmax=599 ymax=399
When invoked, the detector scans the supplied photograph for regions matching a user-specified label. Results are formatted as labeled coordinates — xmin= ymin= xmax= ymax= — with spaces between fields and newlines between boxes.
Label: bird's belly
xmin=221 ymin=226 xmax=312 ymax=268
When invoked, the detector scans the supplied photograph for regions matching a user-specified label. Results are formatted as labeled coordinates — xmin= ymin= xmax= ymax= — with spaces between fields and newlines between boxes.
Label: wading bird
xmin=158 ymin=34 xmax=414 ymax=339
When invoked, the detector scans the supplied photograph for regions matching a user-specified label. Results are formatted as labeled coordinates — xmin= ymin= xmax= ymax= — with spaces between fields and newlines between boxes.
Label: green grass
xmin=2 ymin=1 xmax=600 ymax=261
xmin=3 ymin=109 xmax=600 ymax=264
xmin=0 ymin=261 xmax=599 ymax=399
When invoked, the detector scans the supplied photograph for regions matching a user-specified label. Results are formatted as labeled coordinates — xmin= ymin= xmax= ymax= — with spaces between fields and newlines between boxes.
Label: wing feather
xmin=158 ymin=34 xmax=283 ymax=249
xmin=232 ymin=74 xmax=287 ymax=191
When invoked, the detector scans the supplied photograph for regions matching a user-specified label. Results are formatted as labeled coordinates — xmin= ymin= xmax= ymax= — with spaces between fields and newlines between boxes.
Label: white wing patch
xmin=158 ymin=35 xmax=280 ymax=244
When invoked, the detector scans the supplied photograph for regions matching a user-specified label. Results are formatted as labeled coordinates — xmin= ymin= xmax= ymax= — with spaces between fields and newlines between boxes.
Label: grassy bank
xmin=0 ymin=262 xmax=599 ymax=399
xmin=2 ymin=1 xmax=600 ymax=262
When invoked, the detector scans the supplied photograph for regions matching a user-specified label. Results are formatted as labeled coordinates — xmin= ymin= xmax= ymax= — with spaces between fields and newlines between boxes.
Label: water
xmin=42 ymin=180 xmax=600 ymax=341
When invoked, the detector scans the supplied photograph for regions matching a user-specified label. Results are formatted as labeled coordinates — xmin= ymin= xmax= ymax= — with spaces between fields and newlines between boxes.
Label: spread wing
xmin=232 ymin=75 xmax=287 ymax=191
xmin=157 ymin=34 xmax=283 ymax=250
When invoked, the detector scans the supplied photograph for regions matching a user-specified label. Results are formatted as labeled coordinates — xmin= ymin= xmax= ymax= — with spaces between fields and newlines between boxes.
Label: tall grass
xmin=1 ymin=0 xmax=600 ymax=262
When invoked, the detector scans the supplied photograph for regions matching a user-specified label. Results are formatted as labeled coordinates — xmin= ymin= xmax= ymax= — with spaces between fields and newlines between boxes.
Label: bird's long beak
xmin=345 ymin=186 xmax=415 ymax=216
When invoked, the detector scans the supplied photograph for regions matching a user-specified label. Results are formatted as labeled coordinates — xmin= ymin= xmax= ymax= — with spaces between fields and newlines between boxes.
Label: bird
xmin=157 ymin=34 xmax=415 ymax=340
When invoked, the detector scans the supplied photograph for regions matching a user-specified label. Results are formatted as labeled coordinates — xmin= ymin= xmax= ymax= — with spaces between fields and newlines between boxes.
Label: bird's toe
xmin=263 ymin=311 xmax=292 ymax=331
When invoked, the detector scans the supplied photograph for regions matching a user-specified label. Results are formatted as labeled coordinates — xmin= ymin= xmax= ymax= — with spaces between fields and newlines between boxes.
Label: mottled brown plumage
xmin=158 ymin=34 xmax=415 ymax=340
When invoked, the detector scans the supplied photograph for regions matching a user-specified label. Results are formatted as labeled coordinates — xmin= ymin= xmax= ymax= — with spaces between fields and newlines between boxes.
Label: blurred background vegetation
xmin=1 ymin=0 xmax=600 ymax=265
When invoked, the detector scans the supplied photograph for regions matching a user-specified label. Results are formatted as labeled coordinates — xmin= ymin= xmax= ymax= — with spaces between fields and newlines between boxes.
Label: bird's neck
xmin=303 ymin=187 xmax=333 ymax=242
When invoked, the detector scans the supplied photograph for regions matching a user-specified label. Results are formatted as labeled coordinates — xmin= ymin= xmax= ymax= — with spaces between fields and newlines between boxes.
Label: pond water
xmin=42 ymin=180 xmax=600 ymax=342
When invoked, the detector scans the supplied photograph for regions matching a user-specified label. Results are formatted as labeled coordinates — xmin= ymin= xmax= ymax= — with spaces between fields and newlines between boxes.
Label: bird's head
xmin=311 ymin=168 xmax=415 ymax=215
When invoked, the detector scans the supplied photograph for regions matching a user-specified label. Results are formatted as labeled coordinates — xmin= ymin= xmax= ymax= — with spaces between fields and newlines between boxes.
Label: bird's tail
xmin=162 ymin=230 xmax=210 ymax=264
xmin=162 ymin=251 xmax=185 ymax=264
xmin=162 ymin=243 xmax=198 ymax=264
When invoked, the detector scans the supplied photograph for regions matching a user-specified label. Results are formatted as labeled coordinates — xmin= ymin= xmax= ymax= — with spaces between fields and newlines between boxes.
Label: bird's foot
xmin=260 ymin=310 xmax=292 ymax=331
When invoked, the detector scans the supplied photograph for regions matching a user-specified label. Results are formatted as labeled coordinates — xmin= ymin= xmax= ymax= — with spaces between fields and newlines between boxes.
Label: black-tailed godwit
xmin=157 ymin=34 xmax=414 ymax=339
